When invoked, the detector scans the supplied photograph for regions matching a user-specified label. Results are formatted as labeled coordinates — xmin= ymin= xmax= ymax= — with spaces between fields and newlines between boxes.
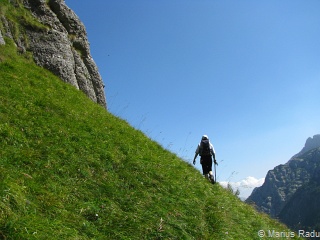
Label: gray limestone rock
xmin=3 ymin=0 xmax=107 ymax=107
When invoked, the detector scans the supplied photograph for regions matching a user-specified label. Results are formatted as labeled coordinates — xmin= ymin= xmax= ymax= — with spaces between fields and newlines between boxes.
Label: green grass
xmin=0 ymin=38 xmax=303 ymax=240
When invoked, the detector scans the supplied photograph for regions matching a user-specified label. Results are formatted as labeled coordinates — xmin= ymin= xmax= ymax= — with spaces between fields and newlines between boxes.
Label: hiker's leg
xmin=205 ymin=156 xmax=214 ymax=182
xmin=208 ymin=157 xmax=213 ymax=172
xmin=207 ymin=157 xmax=213 ymax=179
xmin=209 ymin=171 xmax=215 ymax=183
xmin=201 ymin=157 xmax=206 ymax=175
xmin=201 ymin=165 xmax=208 ymax=179
xmin=201 ymin=157 xmax=211 ymax=180
xmin=202 ymin=170 xmax=210 ymax=179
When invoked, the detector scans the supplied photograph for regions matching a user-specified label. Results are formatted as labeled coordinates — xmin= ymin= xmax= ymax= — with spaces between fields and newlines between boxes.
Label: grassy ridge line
xmin=0 ymin=39 xmax=301 ymax=239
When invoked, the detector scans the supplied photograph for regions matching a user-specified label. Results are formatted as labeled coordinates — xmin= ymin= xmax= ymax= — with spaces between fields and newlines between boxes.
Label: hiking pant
xmin=200 ymin=155 xmax=212 ymax=175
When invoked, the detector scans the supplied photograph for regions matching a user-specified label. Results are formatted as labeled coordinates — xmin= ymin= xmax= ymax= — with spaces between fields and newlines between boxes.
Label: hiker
xmin=193 ymin=135 xmax=218 ymax=182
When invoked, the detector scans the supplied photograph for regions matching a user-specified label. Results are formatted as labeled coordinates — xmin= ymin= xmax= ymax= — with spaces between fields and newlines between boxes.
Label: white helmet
xmin=202 ymin=135 xmax=209 ymax=140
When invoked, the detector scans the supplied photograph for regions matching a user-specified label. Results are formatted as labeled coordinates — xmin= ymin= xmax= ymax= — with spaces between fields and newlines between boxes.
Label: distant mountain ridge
xmin=293 ymin=134 xmax=320 ymax=158
xmin=246 ymin=134 xmax=320 ymax=230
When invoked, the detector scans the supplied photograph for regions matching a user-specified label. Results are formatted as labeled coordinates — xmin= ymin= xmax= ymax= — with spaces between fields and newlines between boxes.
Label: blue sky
xmin=65 ymin=0 xmax=320 ymax=198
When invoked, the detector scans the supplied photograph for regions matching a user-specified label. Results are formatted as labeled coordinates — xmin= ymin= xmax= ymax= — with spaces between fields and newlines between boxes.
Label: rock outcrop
xmin=246 ymin=135 xmax=320 ymax=219
xmin=0 ymin=0 xmax=106 ymax=108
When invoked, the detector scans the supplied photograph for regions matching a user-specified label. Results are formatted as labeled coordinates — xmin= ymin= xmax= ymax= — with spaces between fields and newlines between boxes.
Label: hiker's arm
xmin=211 ymin=145 xmax=218 ymax=165
xmin=193 ymin=145 xmax=200 ymax=165
xmin=213 ymin=152 xmax=218 ymax=165
xmin=212 ymin=153 xmax=218 ymax=165
xmin=212 ymin=152 xmax=216 ymax=160
xmin=193 ymin=152 xmax=198 ymax=165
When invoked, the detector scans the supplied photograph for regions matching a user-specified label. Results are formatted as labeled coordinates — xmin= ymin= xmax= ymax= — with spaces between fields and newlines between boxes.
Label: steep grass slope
xmin=0 ymin=38 xmax=302 ymax=239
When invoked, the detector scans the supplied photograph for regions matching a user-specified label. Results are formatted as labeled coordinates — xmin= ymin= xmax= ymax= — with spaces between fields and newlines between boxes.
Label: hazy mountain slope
xmin=0 ymin=40 xmax=300 ymax=239
xmin=246 ymin=138 xmax=320 ymax=218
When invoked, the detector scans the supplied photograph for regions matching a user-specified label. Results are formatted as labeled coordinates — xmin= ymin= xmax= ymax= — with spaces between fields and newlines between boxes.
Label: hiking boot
xmin=208 ymin=172 xmax=215 ymax=183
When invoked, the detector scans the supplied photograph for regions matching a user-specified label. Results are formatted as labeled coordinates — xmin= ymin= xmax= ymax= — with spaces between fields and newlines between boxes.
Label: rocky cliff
xmin=246 ymin=135 xmax=320 ymax=219
xmin=0 ymin=0 xmax=106 ymax=108
xmin=278 ymin=169 xmax=320 ymax=231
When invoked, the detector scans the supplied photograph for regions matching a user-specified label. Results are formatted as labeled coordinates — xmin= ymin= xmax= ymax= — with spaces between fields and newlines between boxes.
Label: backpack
xmin=200 ymin=139 xmax=211 ymax=156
